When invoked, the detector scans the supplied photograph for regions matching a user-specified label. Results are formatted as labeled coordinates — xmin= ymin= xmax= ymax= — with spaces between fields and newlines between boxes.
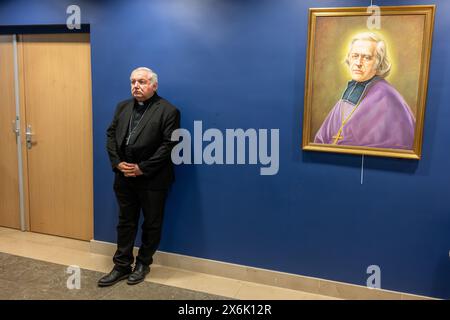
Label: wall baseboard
xmin=90 ymin=240 xmax=434 ymax=300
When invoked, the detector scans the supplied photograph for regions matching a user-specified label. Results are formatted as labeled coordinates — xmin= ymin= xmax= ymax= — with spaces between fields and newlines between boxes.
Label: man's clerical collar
xmin=134 ymin=93 xmax=158 ymax=107
xmin=342 ymin=76 xmax=380 ymax=105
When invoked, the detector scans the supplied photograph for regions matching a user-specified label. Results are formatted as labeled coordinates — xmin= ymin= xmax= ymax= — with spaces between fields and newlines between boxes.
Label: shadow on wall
xmin=432 ymin=255 xmax=450 ymax=299
xmin=302 ymin=151 xmax=419 ymax=175
xmin=159 ymin=164 xmax=206 ymax=254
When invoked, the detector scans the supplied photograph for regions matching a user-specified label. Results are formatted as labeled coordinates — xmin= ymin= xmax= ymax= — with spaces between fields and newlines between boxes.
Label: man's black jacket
xmin=106 ymin=94 xmax=180 ymax=189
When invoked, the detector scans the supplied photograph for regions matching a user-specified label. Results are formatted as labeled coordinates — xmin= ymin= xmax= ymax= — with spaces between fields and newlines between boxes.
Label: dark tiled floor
xmin=0 ymin=252 xmax=231 ymax=300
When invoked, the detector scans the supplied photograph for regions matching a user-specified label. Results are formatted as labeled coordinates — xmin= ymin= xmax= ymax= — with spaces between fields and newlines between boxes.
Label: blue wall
xmin=1 ymin=0 xmax=449 ymax=298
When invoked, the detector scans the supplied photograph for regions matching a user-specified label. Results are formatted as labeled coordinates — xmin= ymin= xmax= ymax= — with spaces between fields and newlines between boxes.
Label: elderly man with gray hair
xmin=99 ymin=67 xmax=180 ymax=287
xmin=314 ymin=32 xmax=415 ymax=149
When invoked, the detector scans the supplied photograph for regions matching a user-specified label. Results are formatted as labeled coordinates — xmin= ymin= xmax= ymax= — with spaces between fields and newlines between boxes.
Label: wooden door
xmin=19 ymin=34 xmax=93 ymax=240
xmin=0 ymin=35 xmax=21 ymax=229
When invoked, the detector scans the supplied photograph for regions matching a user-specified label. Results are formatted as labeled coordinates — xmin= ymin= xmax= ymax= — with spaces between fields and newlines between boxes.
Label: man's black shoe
xmin=98 ymin=268 xmax=131 ymax=287
xmin=127 ymin=263 xmax=150 ymax=285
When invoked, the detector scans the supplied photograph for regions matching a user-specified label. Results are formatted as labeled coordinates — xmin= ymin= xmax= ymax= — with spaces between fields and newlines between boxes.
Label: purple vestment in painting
xmin=314 ymin=79 xmax=415 ymax=149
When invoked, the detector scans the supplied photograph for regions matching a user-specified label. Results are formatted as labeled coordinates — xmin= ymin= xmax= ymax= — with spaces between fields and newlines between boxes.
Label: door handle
xmin=12 ymin=120 xmax=20 ymax=138
xmin=26 ymin=124 xmax=34 ymax=149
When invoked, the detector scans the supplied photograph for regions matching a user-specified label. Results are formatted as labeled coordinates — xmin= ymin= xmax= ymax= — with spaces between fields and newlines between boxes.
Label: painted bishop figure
xmin=314 ymin=32 xmax=416 ymax=149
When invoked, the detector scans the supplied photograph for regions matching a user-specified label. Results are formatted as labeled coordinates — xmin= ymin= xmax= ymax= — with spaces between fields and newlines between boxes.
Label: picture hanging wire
xmin=361 ymin=155 xmax=364 ymax=185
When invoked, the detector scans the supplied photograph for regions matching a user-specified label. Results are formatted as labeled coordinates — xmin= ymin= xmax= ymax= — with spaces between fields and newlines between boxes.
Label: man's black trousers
xmin=112 ymin=174 xmax=168 ymax=272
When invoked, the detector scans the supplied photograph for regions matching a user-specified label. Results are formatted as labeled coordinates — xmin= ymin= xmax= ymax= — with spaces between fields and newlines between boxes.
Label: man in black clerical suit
xmin=98 ymin=67 xmax=180 ymax=287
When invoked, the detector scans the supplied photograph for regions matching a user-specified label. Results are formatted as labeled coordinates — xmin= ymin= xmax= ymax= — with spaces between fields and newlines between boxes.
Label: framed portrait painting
xmin=302 ymin=5 xmax=435 ymax=159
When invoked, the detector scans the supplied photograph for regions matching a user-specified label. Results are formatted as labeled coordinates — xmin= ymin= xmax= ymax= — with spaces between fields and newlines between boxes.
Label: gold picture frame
xmin=302 ymin=5 xmax=435 ymax=159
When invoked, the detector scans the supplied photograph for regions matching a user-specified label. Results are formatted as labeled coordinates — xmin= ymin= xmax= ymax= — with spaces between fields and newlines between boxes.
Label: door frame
xmin=1 ymin=24 xmax=92 ymax=236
